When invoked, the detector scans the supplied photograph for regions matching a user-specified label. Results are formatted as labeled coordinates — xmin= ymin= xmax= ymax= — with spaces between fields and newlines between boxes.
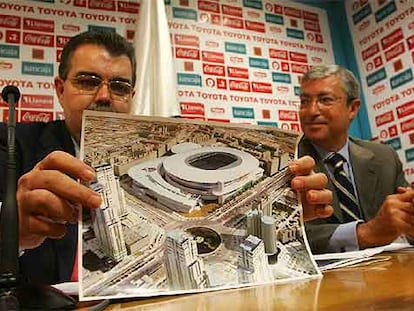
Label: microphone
xmin=0 ymin=86 xmax=76 ymax=310
xmin=0 ymin=85 xmax=20 ymax=282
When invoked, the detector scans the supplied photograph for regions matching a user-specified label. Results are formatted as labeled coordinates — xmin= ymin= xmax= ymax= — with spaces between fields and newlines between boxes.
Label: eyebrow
xmin=300 ymin=91 xmax=334 ymax=98
xmin=74 ymin=71 xmax=132 ymax=84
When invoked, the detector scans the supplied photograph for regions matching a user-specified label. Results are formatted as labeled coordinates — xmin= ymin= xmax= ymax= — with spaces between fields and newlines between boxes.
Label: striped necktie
xmin=325 ymin=153 xmax=363 ymax=222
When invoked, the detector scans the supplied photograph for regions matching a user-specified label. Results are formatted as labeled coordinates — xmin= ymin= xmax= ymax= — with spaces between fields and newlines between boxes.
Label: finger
xmin=18 ymin=170 xmax=101 ymax=209
xmin=24 ymin=216 xmax=67 ymax=239
xmin=306 ymin=188 xmax=333 ymax=206
xmin=291 ymin=173 xmax=328 ymax=191
xmin=22 ymin=189 xmax=79 ymax=223
xmin=35 ymin=150 xmax=96 ymax=182
xmin=303 ymin=205 xmax=334 ymax=221
xmin=288 ymin=155 xmax=315 ymax=176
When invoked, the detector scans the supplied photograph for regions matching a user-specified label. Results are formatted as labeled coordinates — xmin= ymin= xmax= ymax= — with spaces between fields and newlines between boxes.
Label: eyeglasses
xmin=70 ymin=74 xmax=133 ymax=101
xmin=299 ymin=94 xmax=344 ymax=109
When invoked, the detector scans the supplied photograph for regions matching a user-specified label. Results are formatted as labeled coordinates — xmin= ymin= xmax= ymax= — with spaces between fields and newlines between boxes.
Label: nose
xmin=93 ymin=81 xmax=112 ymax=104
xmin=306 ymin=98 xmax=322 ymax=114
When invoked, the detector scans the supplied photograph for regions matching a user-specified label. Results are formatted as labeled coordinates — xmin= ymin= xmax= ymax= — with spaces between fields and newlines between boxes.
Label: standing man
xmin=0 ymin=30 xmax=332 ymax=285
xmin=298 ymin=64 xmax=414 ymax=254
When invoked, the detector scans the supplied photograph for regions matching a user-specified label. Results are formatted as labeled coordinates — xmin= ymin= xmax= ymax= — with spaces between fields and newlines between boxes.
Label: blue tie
xmin=325 ymin=153 xmax=363 ymax=222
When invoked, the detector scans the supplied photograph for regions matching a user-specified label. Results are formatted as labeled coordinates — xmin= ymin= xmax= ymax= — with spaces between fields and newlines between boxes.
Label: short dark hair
xmin=301 ymin=65 xmax=359 ymax=105
xmin=58 ymin=30 xmax=136 ymax=86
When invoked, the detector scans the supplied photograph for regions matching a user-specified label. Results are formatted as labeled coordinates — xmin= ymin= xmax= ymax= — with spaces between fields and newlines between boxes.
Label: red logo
xmin=362 ymin=43 xmax=380 ymax=61
xmin=0 ymin=15 xmax=21 ymax=29
xmin=303 ymin=11 xmax=318 ymax=21
xmin=175 ymin=47 xmax=200 ymax=60
xmin=5 ymin=30 xmax=20 ymax=44
xmin=222 ymin=4 xmax=242 ymax=17
xmin=180 ymin=102 xmax=205 ymax=116
xmin=201 ymin=51 xmax=225 ymax=64
xmin=174 ymin=34 xmax=199 ymax=47
xmin=229 ymin=80 xmax=250 ymax=92
xmin=23 ymin=32 xmax=54 ymax=47
xmin=227 ymin=67 xmax=249 ymax=79
xmin=245 ymin=21 xmax=265 ymax=33
xmin=400 ymin=116 xmax=414 ymax=133
xmin=251 ymin=82 xmax=272 ymax=94
xmin=381 ymin=28 xmax=403 ymax=50
xmin=291 ymin=63 xmax=309 ymax=74
xmin=304 ymin=21 xmax=320 ymax=32
xmin=279 ymin=110 xmax=298 ymax=121
xmin=117 ymin=1 xmax=139 ymax=13
xmin=223 ymin=16 xmax=243 ymax=29
xmin=385 ymin=42 xmax=405 ymax=62
xmin=375 ymin=111 xmax=394 ymax=127
xmin=284 ymin=6 xmax=301 ymax=18
xmin=198 ymin=0 xmax=220 ymax=13
xmin=396 ymin=100 xmax=414 ymax=119
xmin=23 ymin=18 xmax=54 ymax=33
xmin=269 ymin=49 xmax=288 ymax=60
xmin=203 ymin=63 xmax=225 ymax=76
xmin=88 ymin=0 xmax=115 ymax=11
xmin=289 ymin=51 xmax=308 ymax=63
xmin=21 ymin=94 xmax=54 ymax=109
xmin=21 ymin=110 xmax=53 ymax=123
xmin=56 ymin=36 xmax=71 ymax=48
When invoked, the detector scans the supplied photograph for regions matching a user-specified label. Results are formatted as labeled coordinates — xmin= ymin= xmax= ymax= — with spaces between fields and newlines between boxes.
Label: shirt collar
xmin=312 ymin=138 xmax=351 ymax=164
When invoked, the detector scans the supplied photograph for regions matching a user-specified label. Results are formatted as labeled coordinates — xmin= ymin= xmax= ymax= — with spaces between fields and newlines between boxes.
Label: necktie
xmin=71 ymin=249 xmax=78 ymax=282
xmin=325 ymin=153 xmax=363 ymax=222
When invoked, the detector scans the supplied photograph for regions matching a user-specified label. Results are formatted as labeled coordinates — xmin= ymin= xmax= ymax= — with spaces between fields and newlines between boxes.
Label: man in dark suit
xmin=298 ymin=64 xmax=414 ymax=254
xmin=0 ymin=30 xmax=136 ymax=284
xmin=0 ymin=30 xmax=333 ymax=285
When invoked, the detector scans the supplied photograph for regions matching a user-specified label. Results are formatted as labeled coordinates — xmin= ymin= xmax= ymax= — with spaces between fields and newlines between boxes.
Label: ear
xmin=54 ymin=76 xmax=65 ymax=108
xmin=348 ymin=98 xmax=360 ymax=121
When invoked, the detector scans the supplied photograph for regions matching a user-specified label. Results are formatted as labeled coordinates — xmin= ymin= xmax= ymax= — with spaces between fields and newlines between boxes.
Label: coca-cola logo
xmin=89 ymin=0 xmax=115 ymax=10
xmin=229 ymin=80 xmax=250 ymax=92
xmin=176 ymin=48 xmax=200 ymax=60
xmin=23 ymin=33 xmax=53 ymax=47
xmin=21 ymin=111 xmax=53 ymax=123
xmin=279 ymin=110 xmax=298 ymax=121
xmin=0 ymin=15 xmax=21 ymax=29
xmin=203 ymin=64 xmax=225 ymax=76
xmin=223 ymin=17 xmax=243 ymax=29
xmin=198 ymin=0 xmax=219 ymax=13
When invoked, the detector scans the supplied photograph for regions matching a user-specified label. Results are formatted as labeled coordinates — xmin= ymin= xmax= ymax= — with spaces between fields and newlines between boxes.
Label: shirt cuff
xmin=328 ymin=220 xmax=363 ymax=252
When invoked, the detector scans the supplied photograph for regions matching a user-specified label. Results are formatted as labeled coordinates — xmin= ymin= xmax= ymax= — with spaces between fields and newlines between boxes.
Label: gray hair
xmin=301 ymin=65 xmax=360 ymax=104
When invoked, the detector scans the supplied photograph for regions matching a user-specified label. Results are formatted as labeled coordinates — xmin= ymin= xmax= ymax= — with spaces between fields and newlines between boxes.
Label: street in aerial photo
xmin=79 ymin=110 xmax=320 ymax=300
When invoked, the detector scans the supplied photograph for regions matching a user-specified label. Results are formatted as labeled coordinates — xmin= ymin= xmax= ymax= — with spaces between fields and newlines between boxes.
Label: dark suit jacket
xmin=298 ymin=136 xmax=409 ymax=254
xmin=0 ymin=120 xmax=77 ymax=284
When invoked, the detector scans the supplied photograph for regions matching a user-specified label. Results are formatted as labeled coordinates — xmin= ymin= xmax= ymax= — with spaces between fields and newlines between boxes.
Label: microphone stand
xmin=0 ymin=86 xmax=76 ymax=310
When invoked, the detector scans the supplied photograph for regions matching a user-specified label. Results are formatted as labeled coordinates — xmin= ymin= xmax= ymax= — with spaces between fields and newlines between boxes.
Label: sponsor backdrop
xmin=0 ymin=0 xmax=334 ymax=129
xmin=345 ymin=0 xmax=413 ymax=186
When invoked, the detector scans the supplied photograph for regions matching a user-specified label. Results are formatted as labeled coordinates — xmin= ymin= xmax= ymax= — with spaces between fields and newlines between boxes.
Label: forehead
xmin=67 ymin=44 xmax=133 ymax=80
xmin=300 ymin=75 xmax=344 ymax=95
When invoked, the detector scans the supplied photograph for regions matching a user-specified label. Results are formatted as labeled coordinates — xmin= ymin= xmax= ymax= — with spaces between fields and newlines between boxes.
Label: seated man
xmin=0 ymin=30 xmax=332 ymax=285
xmin=298 ymin=64 xmax=414 ymax=253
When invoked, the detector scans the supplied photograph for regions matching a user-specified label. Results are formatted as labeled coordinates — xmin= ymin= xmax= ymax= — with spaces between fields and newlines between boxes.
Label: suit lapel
xmin=349 ymin=140 xmax=377 ymax=220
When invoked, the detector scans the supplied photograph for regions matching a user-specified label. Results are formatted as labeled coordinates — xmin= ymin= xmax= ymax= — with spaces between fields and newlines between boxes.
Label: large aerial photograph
xmin=79 ymin=111 xmax=321 ymax=300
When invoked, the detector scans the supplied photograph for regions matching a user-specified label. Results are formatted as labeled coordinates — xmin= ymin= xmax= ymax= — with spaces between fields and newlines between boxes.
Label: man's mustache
xmin=86 ymin=102 xmax=116 ymax=112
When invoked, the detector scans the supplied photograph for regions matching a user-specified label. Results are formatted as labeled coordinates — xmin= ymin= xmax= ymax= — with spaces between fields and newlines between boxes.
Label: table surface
xmin=101 ymin=250 xmax=414 ymax=310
